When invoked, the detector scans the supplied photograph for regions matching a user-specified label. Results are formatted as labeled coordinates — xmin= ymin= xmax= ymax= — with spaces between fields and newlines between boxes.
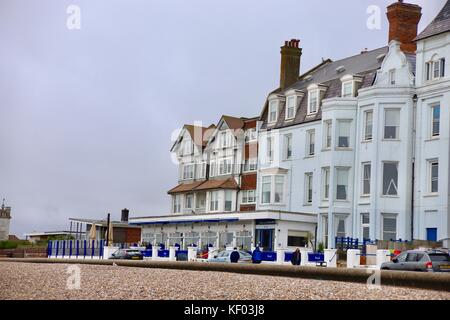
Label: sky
xmin=0 ymin=0 xmax=444 ymax=237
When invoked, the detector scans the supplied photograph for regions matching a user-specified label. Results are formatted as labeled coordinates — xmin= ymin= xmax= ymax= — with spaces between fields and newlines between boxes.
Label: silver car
xmin=381 ymin=250 xmax=450 ymax=272
xmin=208 ymin=249 xmax=252 ymax=263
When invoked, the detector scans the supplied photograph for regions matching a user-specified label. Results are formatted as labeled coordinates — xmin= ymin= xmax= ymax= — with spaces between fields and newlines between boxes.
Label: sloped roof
xmin=415 ymin=0 xmax=450 ymax=41
xmin=168 ymin=178 xmax=239 ymax=194
xmin=261 ymin=46 xmax=388 ymax=130
xmin=222 ymin=115 xmax=245 ymax=130
xmin=183 ymin=124 xmax=216 ymax=147
xmin=168 ymin=181 xmax=205 ymax=194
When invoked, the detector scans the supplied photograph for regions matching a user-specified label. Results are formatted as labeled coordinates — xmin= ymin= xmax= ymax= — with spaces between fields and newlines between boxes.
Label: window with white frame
xmin=173 ymin=195 xmax=181 ymax=213
xmin=209 ymin=191 xmax=219 ymax=212
xmin=267 ymin=136 xmax=274 ymax=162
xmin=324 ymin=121 xmax=332 ymax=149
xmin=196 ymin=193 xmax=206 ymax=209
xmin=384 ymin=109 xmax=400 ymax=140
xmin=336 ymin=217 xmax=346 ymax=238
xmin=268 ymin=100 xmax=278 ymax=123
xmin=241 ymin=190 xmax=256 ymax=204
xmin=337 ymin=120 xmax=351 ymax=148
xmin=224 ymin=190 xmax=233 ymax=212
xmin=382 ymin=162 xmax=398 ymax=196
xmin=336 ymin=168 xmax=349 ymax=200
xmin=286 ymin=96 xmax=296 ymax=119
xmin=209 ymin=161 xmax=216 ymax=177
xmin=362 ymin=162 xmax=371 ymax=196
xmin=199 ymin=162 xmax=207 ymax=179
xmin=382 ymin=215 xmax=397 ymax=241
xmin=182 ymin=164 xmax=194 ymax=180
xmin=245 ymin=128 xmax=257 ymax=142
xmin=306 ymin=130 xmax=315 ymax=156
xmin=431 ymin=104 xmax=440 ymax=137
xmin=429 ymin=160 xmax=439 ymax=194
xmin=361 ymin=213 xmax=370 ymax=240
xmin=185 ymin=194 xmax=194 ymax=210
xmin=322 ymin=167 xmax=330 ymax=200
xmin=364 ymin=110 xmax=373 ymax=141
xmin=243 ymin=158 xmax=257 ymax=172
xmin=308 ymin=90 xmax=319 ymax=114
xmin=426 ymin=57 xmax=445 ymax=80
xmin=183 ymin=139 xmax=193 ymax=155
xmin=219 ymin=158 xmax=233 ymax=175
xmin=342 ymin=81 xmax=353 ymax=98
xmin=389 ymin=69 xmax=396 ymax=85
xmin=260 ymin=175 xmax=285 ymax=205
xmin=284 ymin=134 xmax=292 ymax=160
xmin=305 ymin=173 xmax=313 ymax=204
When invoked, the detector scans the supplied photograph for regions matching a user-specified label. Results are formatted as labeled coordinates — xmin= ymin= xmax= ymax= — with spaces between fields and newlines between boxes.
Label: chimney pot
xmin=279 ymin=39 xmax=302 ymax=90
xmin=121 ymin=208 xmax=129 ymax=222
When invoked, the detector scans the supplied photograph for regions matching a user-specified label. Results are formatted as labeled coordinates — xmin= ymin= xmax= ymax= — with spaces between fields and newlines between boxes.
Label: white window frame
xmin=243 ymin=158 xmax=258 ymax=172
xmin=306 ymin=130 xmax=315 ymax=156
xmin=308 ymin=90 xmax=319 ymax=115
xmin=260 ymin=175 xmax=285 ymax=205
xmin=428 ymin=160 xmax=439 ymax=194
xmin=426 ymin=57 xmax=445 ymax=81
xmin=384 ymin=108 xmax=400 ymax=140
xmin=430 ymin=104 xmax=440 ymax=138
xmin=245 ymin=128 xmax=257 ymax=142
xmin=382 ymin=161 xmax=399 ymax=196
xmin=305 ymin=172 xmax=313 ymax=205
xmin=182 ymin=164 xmax=195 ymax=180
xmin=324 ymin=120 xmax=332 ymax=149
xmin=218 ymin=157 xmax=233 ymax=176
xmin=241 ymin=190 xmax=256 ymax=204
xmin=173 ymin=195 xmax=181 ymax=213
xmin=209 ymin=160 xmax=216 ymax=177
xmin=284 ymin=134 xmax=292 ymax=160
xmin=335 ymin=167 xmax=350 ymax=201
xmin=224 ymin=190 xmax=233 ymax=212
xmin=337 ymin=120 xmax=351 ymax=149
xmin=209 ymin=191 xmax=220 ymax=212
xmin=267 ymin=136 xmax=274 ymax=162
xmin=362 ymin=162 xmax=371 ymax=197
xmin=382 ymin=214 xmax=397 ymax=241
xmin=285 ymin=95 xmax=296 ymax=120
xmin=363 ymin=110 xmax=373 ymax=141
xmin=183 ymin=139 xmax=193 ymax=155
xmin=322 ymin=167 xmax=330 ymax=201
xmin=342 ymin=81 xmax=354 ymax=98
xmin=185 ymin=194 xmax=194 ymax=210
xmin=268 ymin=100 xmax=279 ymax=123
xmin=361 ymin=213 xmax=370 ymax=240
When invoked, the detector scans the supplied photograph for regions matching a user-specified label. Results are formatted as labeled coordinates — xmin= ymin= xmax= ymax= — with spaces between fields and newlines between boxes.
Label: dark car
xmin=381 ymin=250 xmax=450 ymax=272
xmin=110 ymin=249 xmax=143 ymax=260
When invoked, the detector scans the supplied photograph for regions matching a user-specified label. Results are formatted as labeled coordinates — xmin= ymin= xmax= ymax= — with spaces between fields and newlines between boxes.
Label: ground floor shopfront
xmin=129 ymin=211 xmax=317 ymax=252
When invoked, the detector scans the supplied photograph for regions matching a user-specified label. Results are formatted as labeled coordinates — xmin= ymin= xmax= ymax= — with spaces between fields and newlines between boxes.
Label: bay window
xmin=261 ymin=175 xmax=285 ymax=205
xmin=324 ymin=121 xmax=332 ymax=149
xmin=337 ymin=120 xmax=351 ymax=148
xmin=182 ymin=164 xmax=194 ymax=180
xmin=322 ymin=167 xmax=330 ymax=200
xmin=224 ymin=190 xmax=233 ymax=212
xmin=384 ymin=109 xmax=400 ymax=140
xmin=336 ymin=168 xmax=349 ymax=201
xmin=382 ymin=162 xmax=398 ymax=196
xmin=261 ymin=176 xmax=271 ymax=204
xmin=364 ymin=110 xmax=373 ymax=141
xmin=185 ymin=194 xmax=194 ymax=210
xmin=173 ymin=195 xmax=181 ymax=213
xmin=209 ymin=191 xmax=219 ymax=212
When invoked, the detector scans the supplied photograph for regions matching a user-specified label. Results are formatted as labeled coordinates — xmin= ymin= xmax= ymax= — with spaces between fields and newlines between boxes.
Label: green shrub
xmin=317 ymin=242 xmax=325 ymax=253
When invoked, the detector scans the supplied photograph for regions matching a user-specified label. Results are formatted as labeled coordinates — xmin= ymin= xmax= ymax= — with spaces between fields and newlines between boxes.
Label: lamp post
xmin=105 ymin=213 xmax=111 ymax=247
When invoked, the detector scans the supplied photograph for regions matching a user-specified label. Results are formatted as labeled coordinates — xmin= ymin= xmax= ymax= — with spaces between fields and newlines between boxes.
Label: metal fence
xmin=47 ymin=240 xmax=105 ymax=259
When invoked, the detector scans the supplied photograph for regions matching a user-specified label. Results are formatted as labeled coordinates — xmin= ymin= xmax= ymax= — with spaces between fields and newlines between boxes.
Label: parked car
xmin=207 ymin=249 xmax=252 ymax=263
xmin=110 ymin=248 xmax=143 ymax=260
xmin=381 ymin=250 xmax=450 ymax=272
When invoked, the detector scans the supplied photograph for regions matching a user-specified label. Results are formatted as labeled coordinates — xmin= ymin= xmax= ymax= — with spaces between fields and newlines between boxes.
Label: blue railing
xmin=48 ymin=240 xmax=105 ymax=258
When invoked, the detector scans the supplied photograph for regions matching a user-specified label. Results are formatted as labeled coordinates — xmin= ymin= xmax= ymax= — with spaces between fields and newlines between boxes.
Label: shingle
xmin=415 ymin=0 xmax=450 ymax=41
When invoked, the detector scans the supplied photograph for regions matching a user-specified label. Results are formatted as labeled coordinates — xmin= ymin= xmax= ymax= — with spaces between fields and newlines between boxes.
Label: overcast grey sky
xmin=0 ymin=0 xmax=444 ymax=236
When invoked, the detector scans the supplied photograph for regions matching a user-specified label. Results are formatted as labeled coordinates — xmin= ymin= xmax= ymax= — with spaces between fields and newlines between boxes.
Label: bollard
xmin=376 ymin=249 xmax=392 ymax=269
xmin=187 ymin=247 xmax=197 ymax=261
xmin=276 ymin=248 xmax=286 ymax=265
xmin=300 ymin=248 xmax=313 ymax=266
xmin=169 ymin=246 xmax=177 ymax=261
xmin=324 ymin=249 xmax=337 ymax=268
xmin=152 ymin=246 xmax=160 ymax=261
xmin=347 ymin=249 xmax=361 ymax=268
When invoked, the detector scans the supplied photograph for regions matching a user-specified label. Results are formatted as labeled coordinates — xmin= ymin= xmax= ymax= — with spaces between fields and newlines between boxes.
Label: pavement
xmin=0 ymin=261 xmax=449 ymax=300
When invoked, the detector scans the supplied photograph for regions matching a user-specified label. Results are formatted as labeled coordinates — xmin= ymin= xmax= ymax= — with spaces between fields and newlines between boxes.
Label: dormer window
xmin=268 ymin=99 xmax=279 ymax=123
xmin=308 ymin=90 xmax=319 ymax=114
xmin=340 ymin=74 xmax=362 ymax=98
xmin=426 ymin=56 xmax=445 ymax=80
xmin=342 ymin=81 xmax=353 ymax=98
xmin=286 ymin=96 xmax=296 ymax=120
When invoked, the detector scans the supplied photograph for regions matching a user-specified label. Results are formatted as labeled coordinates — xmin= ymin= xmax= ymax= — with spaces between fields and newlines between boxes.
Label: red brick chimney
xmin=280 ymin=39 xmax=302 ymax=90
xmin=386 ymin=0 xmax=422 ymax=53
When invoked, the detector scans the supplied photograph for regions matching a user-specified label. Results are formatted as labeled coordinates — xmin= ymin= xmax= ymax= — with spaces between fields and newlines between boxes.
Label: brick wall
xmin=0 ymin=248 xmax=47 ymax=258
xmin=241 ymin=173 xmax=257 ymax=190
xmin=126 ymin=228 xmax=141 ymax=243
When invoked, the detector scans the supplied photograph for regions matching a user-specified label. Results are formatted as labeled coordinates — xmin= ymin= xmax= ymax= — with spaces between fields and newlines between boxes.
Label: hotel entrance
xmin=255 ymin=229 xmax=274 ymax=252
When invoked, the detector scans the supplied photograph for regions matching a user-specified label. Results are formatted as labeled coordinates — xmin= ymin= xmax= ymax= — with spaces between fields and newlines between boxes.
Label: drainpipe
xmin=411 ymin=94 xmax=418 ymax=241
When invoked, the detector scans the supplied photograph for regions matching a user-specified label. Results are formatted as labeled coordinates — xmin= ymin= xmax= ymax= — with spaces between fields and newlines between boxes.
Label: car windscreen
xmin=429 ymin=254 xmax=450 ymax=262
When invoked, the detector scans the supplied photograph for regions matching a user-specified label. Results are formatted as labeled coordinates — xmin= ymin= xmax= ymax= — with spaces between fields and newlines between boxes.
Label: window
xmin=389 ymin=69 xmax=396 ymax=85
xmin=274 ymin=176 xmax=285 ymax=203
xmin=267 ymin=136 xmax=274 ymax=162
xmin=307 ymin=130 xmax=315 ymax=156
xmin=286 ymin=96 xmax=296 ymax=119
xmin=185 ymin=194 xmax=194 ymax=210
xmin=199 ymin=162 xmax=207 ymax=179
xmin=336 ymin=217 xmax=346 ymax=238
xmin=431 ymin=104 xmax=440 ymax=137
xmin=261 ymin=176 xmax=271 ymax=204
xmin=287 ymin=231 xmax=308 ymax=247
xmin=426 ymin=58 xmax=445 ymax=80
xmin=305 ymin=173 xmax=313 ymax=204
xmin=219 ymin=158 xmax=232 ymax=175
xmin=337 ymin=120 xmax=351 ymax=148
xmin=336 ymin=168 xmax=349 ymax=200
xmin=342 ymin=81 xmax=353 ymax=98
xmin=182 ymin=164 xmax=194 ymax=180
xmin=361 ymin=213 xmax=370 ymax=240
xmin=241 ymin=190 xmax=256 ymax=204
xmin=284 ymin=134 xmax=292 ymax=160
xmin=245 ymin=128 xmax=257 ymax=142
xmin=268 ymin=100 xmax=278 ymax=123
xmin=362 ymin=163 xmax=371 ymax=196
xmin=261 ymin=175 xmax=285 ymax=205
xmin=364 ymin=110 xmax=373 ymax=141
xmin=430 ymin=161 xmax=439 ymax=193
xmin=382 ymin=215 xmax=397 ymax=241
xmin=384 ymin=109 xmax=400 ymax=140
xmin=196 ymin=193 xmax=206 ymax=209
xmin=224 ymin=190 xmax=233 ymax=212
xmin=324 ymin=121 xmax=332 ymax=149
xmin=322 ymin=167 xmax=330 ymax=200
xmin=173 ymin=195 xmax=181 ymax=213
xmin=209 ymin=191 xmax=219 ymax=212
xmin=243 ymin=158 xmax=257 ymax=172
xmin=308 ymin=90 xmax=319 ymax=114
xmin=209 ymin=161 xmax=216 ymax=177
xmin=382 ymin=162 xmax=398 ymax=196
xmin=183 ymin=139 xmax=193 ymax=155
